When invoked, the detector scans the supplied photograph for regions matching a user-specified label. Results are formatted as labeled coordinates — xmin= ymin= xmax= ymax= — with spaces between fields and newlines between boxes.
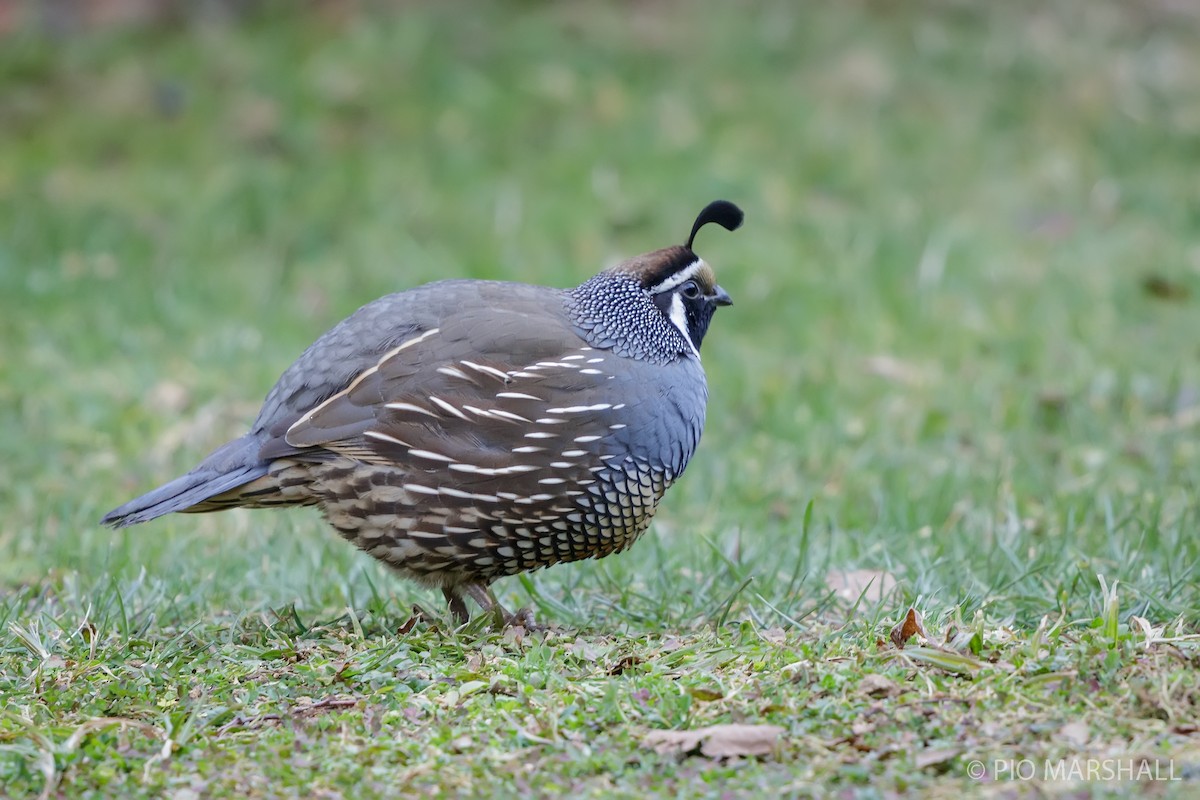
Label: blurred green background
xmin=2 ymin=0 xmax=1199 ymax=626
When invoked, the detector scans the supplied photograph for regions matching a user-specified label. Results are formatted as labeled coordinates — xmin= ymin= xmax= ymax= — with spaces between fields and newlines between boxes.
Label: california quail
xmin=102 ymin=200 xmax=743 ymax=625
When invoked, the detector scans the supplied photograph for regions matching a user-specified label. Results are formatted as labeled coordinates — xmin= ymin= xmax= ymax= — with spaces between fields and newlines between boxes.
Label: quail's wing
xmin=269 ymin=303 xmax=664 ymax=496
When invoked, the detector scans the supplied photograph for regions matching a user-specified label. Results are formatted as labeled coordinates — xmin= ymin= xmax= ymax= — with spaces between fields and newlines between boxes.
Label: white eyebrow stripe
xmin=646 ymin=259 xmax=705 ymax=294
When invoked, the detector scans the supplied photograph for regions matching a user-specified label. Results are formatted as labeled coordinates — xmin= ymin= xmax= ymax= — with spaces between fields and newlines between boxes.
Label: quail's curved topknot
xmin=686 ymin=200 xmax=744 ymax=250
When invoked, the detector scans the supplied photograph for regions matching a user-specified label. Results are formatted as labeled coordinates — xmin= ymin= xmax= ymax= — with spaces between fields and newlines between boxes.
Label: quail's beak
xmin=712 ymin=285 xmax=733 ymax=307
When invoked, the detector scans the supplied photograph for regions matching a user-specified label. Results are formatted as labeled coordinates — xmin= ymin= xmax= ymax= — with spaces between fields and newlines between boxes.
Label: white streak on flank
xmin=529 ymin=493 xmax=554 ymax=502
xmin=510 ymin=371 xmax=539 ymax=379
xmin=512 ymin=445 xmax=544 ymax=453
xmin=402 ymin=483 xmax=440 ymax=496
xmin=549 ymin=461 xmax=573 ymax=469
xmin=538 ymin=477 xmax=567 ymax=485
xmin=524 ymin=431 xmax=557 ymax=439
xmin=408 ymin=448 xmax=456 ymax=462
xmin=609 ymin=424 xmax=627 ymax=430
xmin=487 ymin=408 xmax=531 ymax=423
xmin=285 ymin=328 xmax=441 ymax=441
xmin=385 ymin=401 xmax=438 ymax=417
xmin=578 ymin=346 xmax=593 ymax=351
xmin=439 ymin=487 xmax=499 ymax=502
xmin=613 ymin=403 xmax=626 ymax=410
xmin=546 ymin=403 xmax=612 ymax=414
xmin=535 ymin=361 xmax=579 ymax=369
xmin=560 ymin=449 xmax=587 ymax=457
xmin=461 ymin=360 xmax=510 ymax=382
xmin=443 ymin=525 xmax=476 ymax=534
xmin=437 ymin=366 xmax=471 ymax=381
xmin=561 ymin=355 xmax=586 ymax=361
xmin=407 ymin=530 xmax=444 ymax=539
xmin=429 ymin=396 xmax=469 ymax=420
xmin=449 ymin=463 xmax=539 ymax=476
xmin=646 ymin=258 xmax=705 ymax=294
xmin=536 ymin=417 xmax=568 ymax=425
xmin=364 ymin=430 xmax=412 ymax=447
xmin=586 ymin=358 xmax=605 ymax=364
xmin=668 ymin=293 xmax=700 ymax=358
xmin=462 ymin=404 xmax=490 ymax=417
xmin=496 ymin=391 xmax=541 ymax=401
xmin=580 ymin=369 xmax=603 ymax=376
xmin=574 ymin=435 xmax=602 ymax=443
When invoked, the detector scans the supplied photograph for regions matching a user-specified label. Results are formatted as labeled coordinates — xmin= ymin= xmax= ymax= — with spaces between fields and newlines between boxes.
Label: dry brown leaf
xmin=915 ymin=747 xmax=961 ymax=769
xmin=759 ymin=627 xmax=787 ymax=645
xmin=1059 ymin=721 xmax=1089 ymax=747
xmin=568 ymin=638 xmax=599 ymax=662
xmin=826 ymin=569 xmax=898 ymax=604
xmin=643 ymin=724 xmax=785 ymax=759
xmin=859 ymin=673 xmax=899 ymax=697
xmin=890 ymin=607 xmax=929 ymax=648
xmin=1142 ymin=274 xmax=1190 ymax=301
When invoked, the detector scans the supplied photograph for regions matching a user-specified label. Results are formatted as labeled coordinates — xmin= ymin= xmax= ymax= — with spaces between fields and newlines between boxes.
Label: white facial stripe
xmin=647 ymin=259 xmax=705 ymax=295
xmin=668 ymin=293 xmax=700 ymax=358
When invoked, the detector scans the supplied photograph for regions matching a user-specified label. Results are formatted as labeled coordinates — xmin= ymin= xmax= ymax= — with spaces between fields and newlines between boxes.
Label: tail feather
xmin=101 ymin=436 xmax=269 ymax=528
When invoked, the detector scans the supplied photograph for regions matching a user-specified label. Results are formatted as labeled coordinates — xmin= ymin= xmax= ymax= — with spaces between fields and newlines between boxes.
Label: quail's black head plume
xmin=103 ymin=201 xmax=744 ymax=626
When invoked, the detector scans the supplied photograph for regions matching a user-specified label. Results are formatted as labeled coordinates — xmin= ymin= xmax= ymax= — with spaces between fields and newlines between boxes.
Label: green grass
xmin=3 ymin=0 xmax=1200 ymax=796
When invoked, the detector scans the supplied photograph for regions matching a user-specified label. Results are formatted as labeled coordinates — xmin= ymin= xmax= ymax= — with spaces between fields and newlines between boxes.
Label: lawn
xmin=2 ymin=0 xmax=1200 ymax=797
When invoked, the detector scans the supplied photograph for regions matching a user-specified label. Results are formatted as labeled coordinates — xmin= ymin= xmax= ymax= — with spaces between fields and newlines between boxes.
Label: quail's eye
xmin=680 ymin=281 xmax=701 ymax=300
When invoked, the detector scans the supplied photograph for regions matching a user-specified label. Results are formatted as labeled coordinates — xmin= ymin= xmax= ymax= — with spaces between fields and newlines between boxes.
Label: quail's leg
xmin=442 ymin=587 xmax=470 ymax=625
xmin=463 ymin=583 xmax=539 ymax=631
